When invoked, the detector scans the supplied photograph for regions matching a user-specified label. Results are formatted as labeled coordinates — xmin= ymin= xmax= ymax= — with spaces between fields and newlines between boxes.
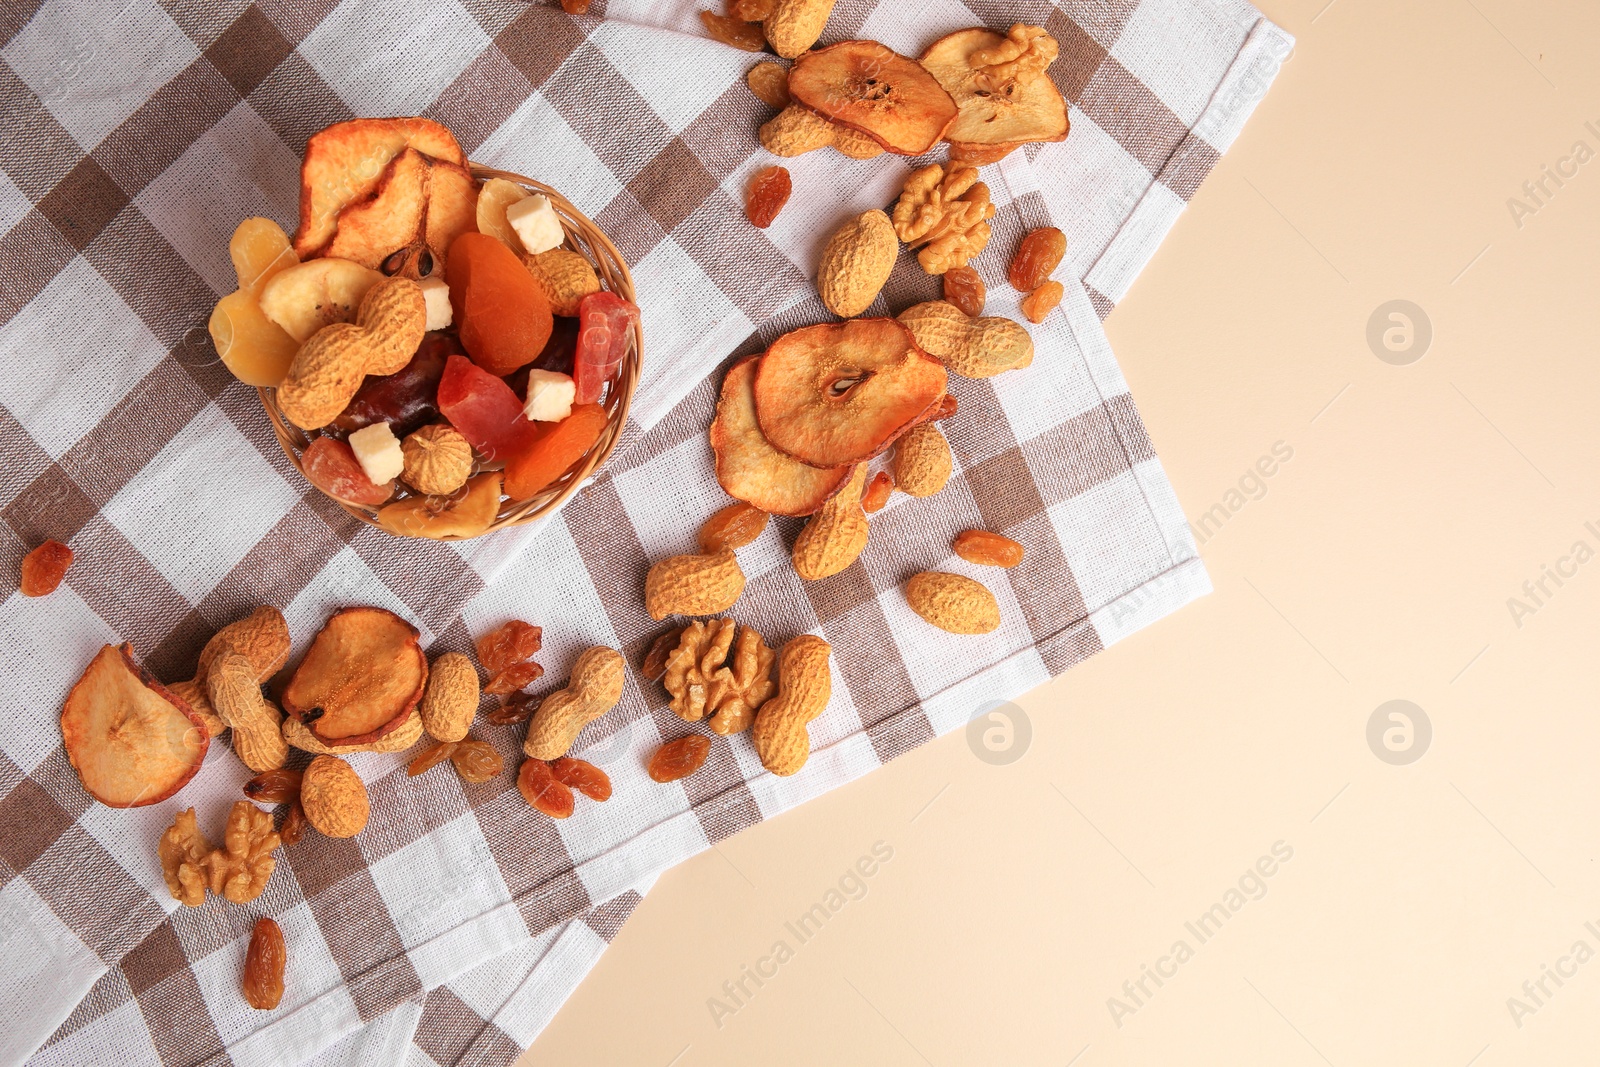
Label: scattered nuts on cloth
xmin=1 ymin=1 xmax=1292 ymax=1064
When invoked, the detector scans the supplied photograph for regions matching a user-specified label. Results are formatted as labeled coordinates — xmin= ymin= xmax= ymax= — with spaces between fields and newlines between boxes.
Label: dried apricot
xmin=486 ymin=693 xmax=536 ymax=725
xmin=476 ymin=620 xmax=543 ymax=673
xmin=698 ymin=501 xmax=769 ymax=553
xmin=746 ymin=61 xmax=790 ymax=109
xmin=302 ymin=437 xmax=394 ymax=507
xmin=648 ymin=734 xmax=712 ymax=783
xmin=504 ymin=402 xmax=608 ymax=500
xmin=446 ymin=232 xmax=553 ymax=377
xmin=517 ymin=758 xmax=575 ymax=818
xmin=952 ymin=529 xmax=1025 ymax=568
xmin=485 ymin=660 xmax=544 ymax=695
xmin=861 ymin=471 xmax=893 ymax=513
xmin=279 ymin=801 xmax=309 ymax=846
xmin=933 ymin=393 xmax=958 ymax=420
xmin=699 ymin=10 xmax=765 ymax=51
xmin=550 ymin=756 xmax=612 ymax=801
xmin=243 ymin=768 xmax=302 ymax=805
xmin=1008 ymin=227 xmax=1065 ymax=291
xmin=641 ymin=628 xmax=682 ymax=681
xmin=942 ymin=266 xmax=986 ymax=317
xmin=745 ymin=166 xmax=792 ymax=229
xmin=243 ymin=917 xmax=286 ymax=1010
xmin=450 ymin=739 xmax=504 ymax=783
xmin=1020 ymin=281 xmax=1064 ymax=324
xmin=408 ymin=739 xmax=458 ymax=776
xmin=20 ymin=540 xmax=73 ymax=596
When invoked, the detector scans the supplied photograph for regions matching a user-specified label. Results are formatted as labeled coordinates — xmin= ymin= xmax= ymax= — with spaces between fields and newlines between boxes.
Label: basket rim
xmin=259 ymin=162 xmax=640 ymax=541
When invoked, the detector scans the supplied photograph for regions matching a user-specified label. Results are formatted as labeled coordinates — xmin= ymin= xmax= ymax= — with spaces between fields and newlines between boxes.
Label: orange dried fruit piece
xmin=446 ymin=231 xmax=553 ymax=377
xmin=1021 ymin=280 xmax=1064 ymax=324
xmin=919 ymin=26 xmax=1069 ymax=163
xmin=745 ymin=166 xmax=792 ymax=228
xmin=641 ymin=628 xmax=683 ymax=681
xmin=243 ymin=917 xmax=286 ymax=1010
xmin=484 ymin=660 xmax=544 ymax=695
xmin=943 ymin=266 xmax=985 ymax=317
xmin=294 ymin=117 xmax=466 ymax=258
xmin=477 ymin=620 xmax=544 ymax=673
xmin=503 ymin=402 xmax=608 ymax=500
xmin=953 ymin=529 xmax=1025 ymax=568
xmin=550 ymin=756 xmax=612 ymax=800
xmin=377 ymin=471 xmax=504 ymax=540
xmin=699 ymin=10 xmax=766 ymax=51
xmin=211 ymin=218 xmax=301 ymax=387
xmin=1008 ymin=227 xmax=1066 ymax=291
xmin=709 ymin=355 xmax=850 ymax=516
xmin=20 ymin=539 xmax=73 ymax=596
xmin=486 ymin=693 xmax=535 ymax=725
xmin=518 ymin=759 xmax=575 ymax=818
xmin=788 ymin=41 xmax=958 ymax=156
xmin=283 ymin=607 xmax=428 ymax=746
xmin=408 ymin=739 xmax=458 ymax=776
xmin=861 ymin=470 xmax=893 ymax=513
xmin=61 ymin=644 xmax=209 ymax=807
xmin=450 ymin=738 xmax=504 ymax=783
xmin=649 ymin=735 xmax=711 ymax=783
xmin=698 ymin=501 xmax=769 ymax=553
xmin=753 ymin=318 xmax=948 ymax=468
xmin=243 ymin=768 xmax=303 ymax=804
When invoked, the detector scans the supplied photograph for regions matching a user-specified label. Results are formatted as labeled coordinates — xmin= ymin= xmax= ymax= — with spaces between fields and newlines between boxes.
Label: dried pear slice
xmin=711 ymin=356 xmax=851 ymax=516
xmin=787 ymin=41 xmax=958 ymax=156
xmin=283 ymin=607 xmax=428 ymax=745
xmin=324 ymin=147 xmax=431 ymax=273
xmin=753 ymin=318 xmax=947 ymax=468
xmin=920 ymin=27 xmax=1069 ymax=161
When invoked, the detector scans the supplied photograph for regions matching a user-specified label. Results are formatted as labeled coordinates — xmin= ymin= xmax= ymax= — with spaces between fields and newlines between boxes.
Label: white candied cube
xmin=505 ymin=194 xmax=565 ymax=255
xmin=523 ymin=370 xmax=576 ymax=422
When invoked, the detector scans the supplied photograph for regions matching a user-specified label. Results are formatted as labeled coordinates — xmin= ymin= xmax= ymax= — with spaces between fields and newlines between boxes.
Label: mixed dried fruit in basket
xmin=207 ymin=116 xmax=639 ymax=539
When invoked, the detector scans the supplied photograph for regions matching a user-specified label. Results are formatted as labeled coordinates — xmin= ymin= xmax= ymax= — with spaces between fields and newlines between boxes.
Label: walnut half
xmin=891 ymin=164 xmax=997 ymax=275
xmin=158 ymin=801 xmax=281 ymax=907
xmin=662 ymin=619 xmax=777 ymax=735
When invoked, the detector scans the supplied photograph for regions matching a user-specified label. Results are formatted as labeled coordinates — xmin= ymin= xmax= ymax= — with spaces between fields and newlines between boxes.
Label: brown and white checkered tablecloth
xmin=0 ymin=0 xmax=1290 ymax=1064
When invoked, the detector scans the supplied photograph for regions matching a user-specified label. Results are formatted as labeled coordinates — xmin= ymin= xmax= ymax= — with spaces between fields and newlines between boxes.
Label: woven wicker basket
xmin=260 ymin=163 xmax=640 ymax=539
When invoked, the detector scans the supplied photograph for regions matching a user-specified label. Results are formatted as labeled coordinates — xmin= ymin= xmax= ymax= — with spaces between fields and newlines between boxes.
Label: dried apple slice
xmin=324 ymin=147 xmax=431 ymax=273
xmin=920 ymin=27 xmax=1069 ymax=161
xmin=61 ymin=644 xmax=209 ymax=807
xmin=711 ymin=356 xmax=851 ymax=516
xmin=258 ymin=257 xmax=386 ymax=342
xmin=753 ymin=318 xmax=947 ymax=468
xmin=295 ymin=117 xmax=466 ymax=258
xmin=282 ymin=607 xmax=428 ymax=745
xmin=475 ymin=177 xmax=529 ymax=253
xmin=787 ymin=41 xmax=958 ymax=156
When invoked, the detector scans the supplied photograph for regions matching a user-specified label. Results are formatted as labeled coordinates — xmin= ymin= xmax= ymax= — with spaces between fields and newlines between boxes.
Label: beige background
xmin=523 ymin=1 xmax=1600 ymax=1063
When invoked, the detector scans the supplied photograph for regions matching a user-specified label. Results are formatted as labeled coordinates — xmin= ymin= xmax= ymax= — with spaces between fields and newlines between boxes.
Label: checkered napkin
xmin=0 ymin=0 xmax=1289 ymax=1064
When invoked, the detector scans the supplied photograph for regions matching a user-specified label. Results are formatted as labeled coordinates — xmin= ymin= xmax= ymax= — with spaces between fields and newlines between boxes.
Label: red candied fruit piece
xmin=330 ymin=332 xmax=455 ymax=436
xmin=301 ymin=437 xmax=394 ymax=506
xmin=476 ymin=620 xmax=543 ymax=672
xmin=436 ymin=354 xmax=540 ymax=465
xmin=446 ymin=232 xmax=553 ymax=377
xmin=572 ymin=291 xmax=639 ymax=405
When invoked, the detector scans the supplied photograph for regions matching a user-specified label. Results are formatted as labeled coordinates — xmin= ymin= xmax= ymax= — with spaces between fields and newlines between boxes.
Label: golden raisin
xmin=649 ymin=735 xmax=711 ymax=783
xmin=1008 ymin=227 xmax=1066 ymax=291
xmin=559 ymin=0 xmax=591 ymax=12
xmin=699 ymin=11 xmax=765 ymax=51
xmin=242 ymin=918 xmax=286 ymax=1010
xmin=20 ymin=540 xmax=73 ymax=597
xmin=641 ymin=628 xmax=682 ymax=681
xmin=952 ymin=529 xmax=1025 ymax=568
xmin=485 ymin=660 xmax=544 ymax=695
xmin=550 ymin=756 xmax=613 ymax=801
xmin=476 ymin=620 xmax=543 ymax=673
xmin=942 ymin=266 xmax=986 ymax=317
xmin=746 ymin=61 xmax=790 ymax=109
xmin=518 ymin=759 xmax=575 ymax=818
xmin=485 ymin=693 xmax=535 ymax=725
xmin=861 ymin=471 xmax=893 ymax=513
xmin=450 ymin=739 xmax=504 ymax=784
xmin=279 ymin=801 xmax=309 ymax=846
xmin=1020 ymin=281 xmax=1064 ymax=324
xmin=408 ymin=740 xmax=459 ymax=776
xmin=933 ymin=393 xmax=958 ymax=420
xmin=243 ymin=768 xmax=302 ymax=805
xmin=730 ymin=0 xmax=775 ymax=19
xmin=699 ymin=501 xmax=770 ymax=553
xmin=745 ymin=166 xmax=792 ymax=229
